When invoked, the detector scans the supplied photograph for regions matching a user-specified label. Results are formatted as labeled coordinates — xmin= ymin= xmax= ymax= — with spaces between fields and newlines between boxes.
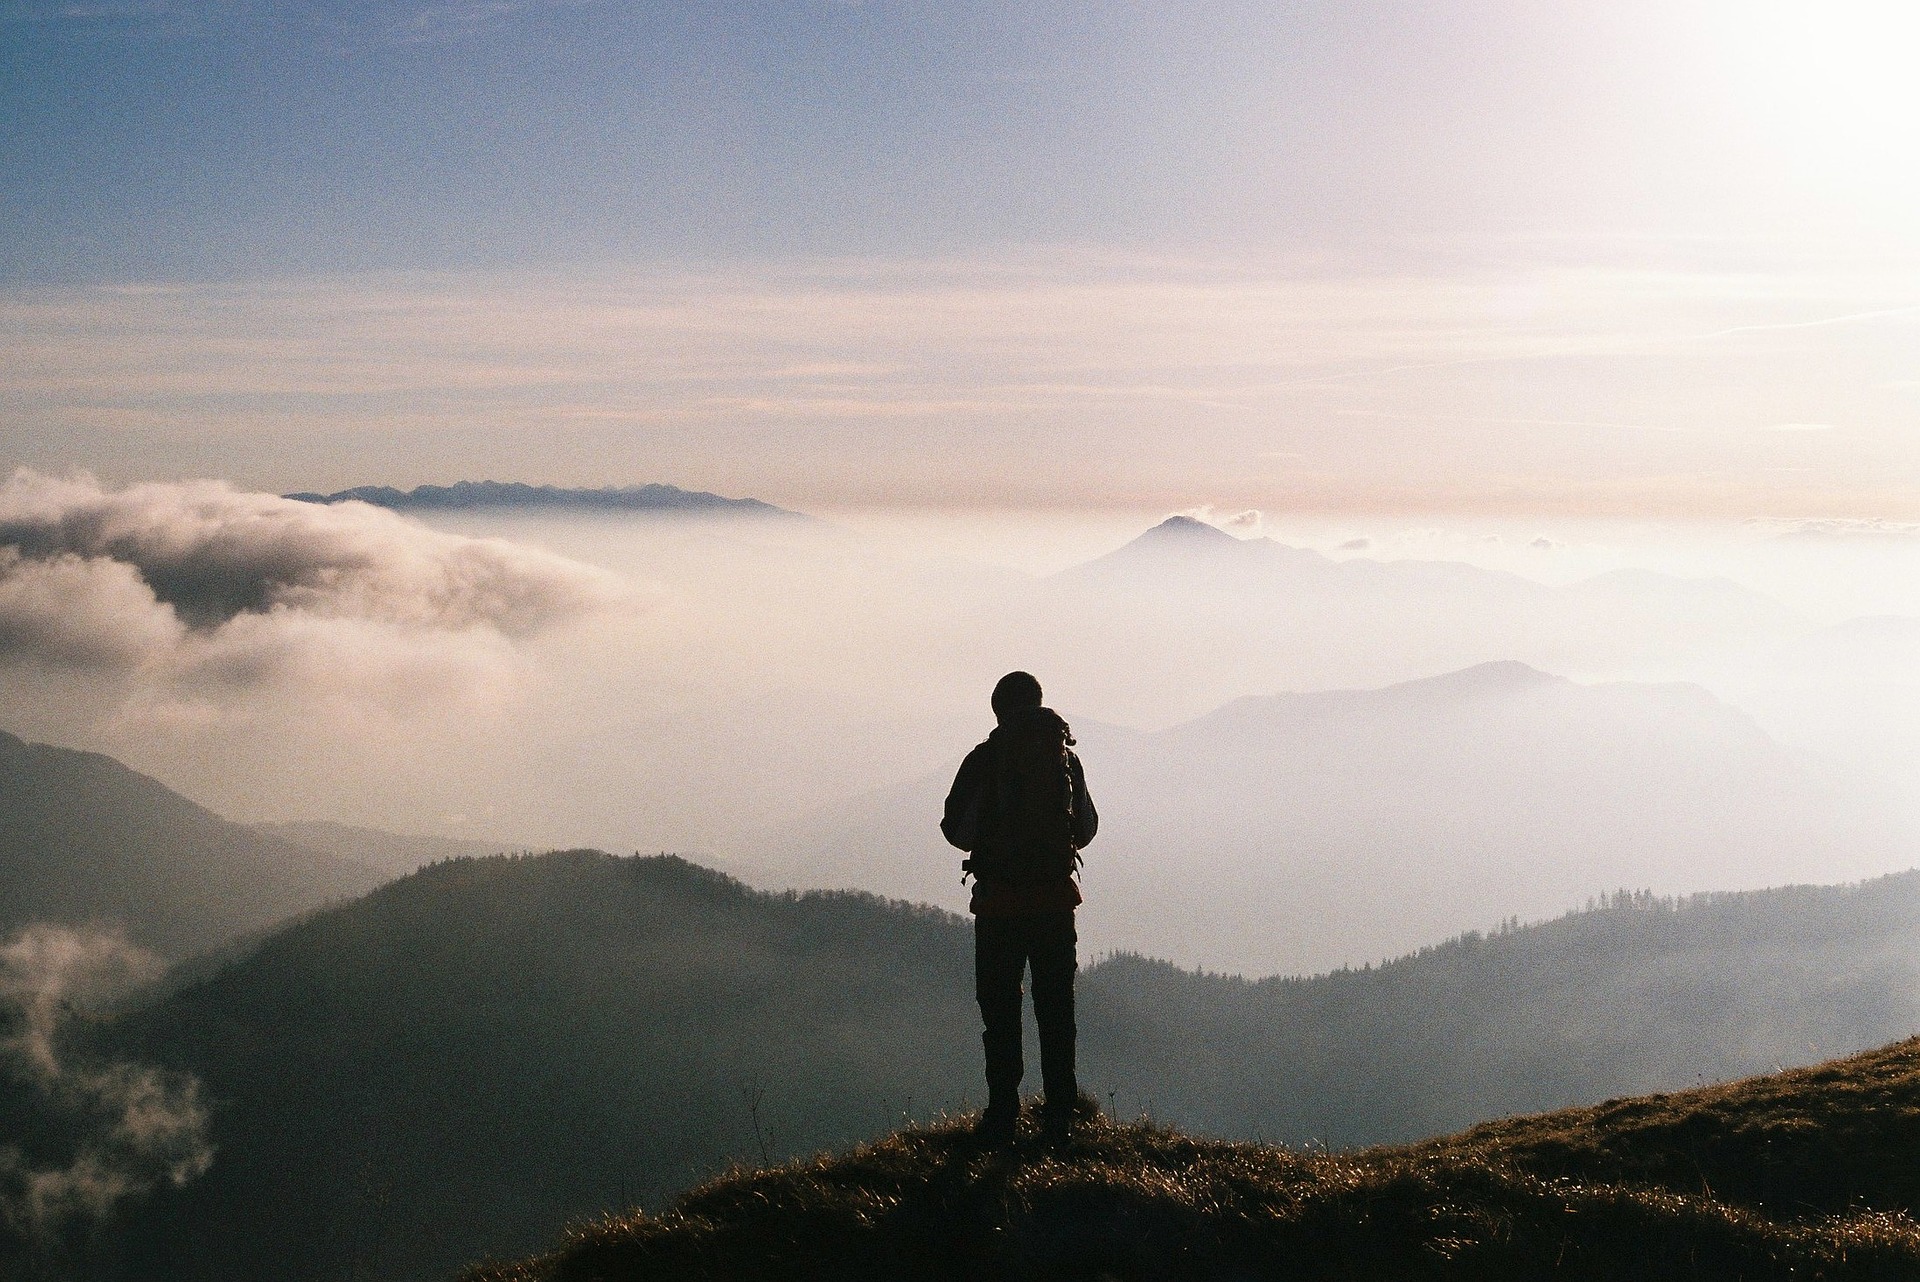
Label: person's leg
xmin=1028 ymin=911 xmax=1079 ymax=1125
xmin=973 ymin=915 xmax=1028 ymax=1133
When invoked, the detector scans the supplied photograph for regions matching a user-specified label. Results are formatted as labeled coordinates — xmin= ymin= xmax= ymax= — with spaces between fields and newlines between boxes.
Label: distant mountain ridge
xmin=286 ymin=480 xmax=802 ymax=518
xmin=1070 ymin=514 xmax=1545 ymax=590
xmin=756 ymin=659 xmax=1903 ymax=973
xmin=1084 ymin=515 xmax=1792 ymax=616
xmin=999 ymin=514 xmax=1805 ymax=733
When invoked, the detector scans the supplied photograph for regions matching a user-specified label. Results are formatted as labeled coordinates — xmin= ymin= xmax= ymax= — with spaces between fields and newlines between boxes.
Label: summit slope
xmin=468 ymin=1038 xmax=1920 ymax=1282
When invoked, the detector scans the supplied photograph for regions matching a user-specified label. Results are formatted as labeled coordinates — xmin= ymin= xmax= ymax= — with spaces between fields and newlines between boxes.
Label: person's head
xmin=990 ymin=671 xmax=1043 ymax=722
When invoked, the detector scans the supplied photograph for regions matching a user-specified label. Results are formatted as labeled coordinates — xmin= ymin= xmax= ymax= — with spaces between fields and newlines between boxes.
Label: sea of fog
xmin=5 ymin=502 xmax=1916 ymax=974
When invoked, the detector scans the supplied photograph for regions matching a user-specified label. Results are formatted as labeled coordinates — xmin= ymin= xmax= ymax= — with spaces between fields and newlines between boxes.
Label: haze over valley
xmin=1 ymin=472 xmax=1912 ymax=972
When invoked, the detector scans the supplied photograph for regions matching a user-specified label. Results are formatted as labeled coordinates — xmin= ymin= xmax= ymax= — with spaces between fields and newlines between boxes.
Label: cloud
xmin=1754 ymin=517 xmax=1920 ymax=542
xmin=0 ymin=470 xmax=632 ymax=717
xmin=1757 ymin=422 xmax=1836 ymax=432
xmin=1218 ymin=509 xmax=1263 ymax=535
xmin=1338 ymin=537 xmax=1372 ymax=551
xmin=0 ymin=926 xmax=212 ymax=1244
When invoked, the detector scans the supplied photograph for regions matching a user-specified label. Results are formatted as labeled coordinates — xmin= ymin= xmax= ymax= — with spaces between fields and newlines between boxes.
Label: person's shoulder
xmin=954 ymin=738 xmax=994 ymax=775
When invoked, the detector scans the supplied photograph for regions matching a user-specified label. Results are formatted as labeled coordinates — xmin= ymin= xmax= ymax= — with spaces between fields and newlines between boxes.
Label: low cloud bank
xmin=0 ymin=926 xmax=211 ymax=1242
xmin=0 ymin=471 xmax=630 ymax=715
xmin=1756 ymin=518 xmax=1920 ymax=541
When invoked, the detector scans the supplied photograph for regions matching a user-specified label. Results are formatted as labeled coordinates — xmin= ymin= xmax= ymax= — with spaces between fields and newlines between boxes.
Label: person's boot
xmin=1039 ymin=1060 xmax=1082 ymax=1142
xmin=975 ymin=1086 xmax=1019 ymax=1146
xmin=975 ymin=1106 xmax=1017 ymax=1145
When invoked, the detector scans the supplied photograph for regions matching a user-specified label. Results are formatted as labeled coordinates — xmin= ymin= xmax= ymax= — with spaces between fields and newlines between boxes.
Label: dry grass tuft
xmin=464 ymin=1041 xmax=1920 ymax=1281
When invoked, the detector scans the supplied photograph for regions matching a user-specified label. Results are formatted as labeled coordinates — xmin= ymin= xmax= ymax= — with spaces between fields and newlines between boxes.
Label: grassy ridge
xmin=1445 ymin=1035 xmax=1920 ymax=1214
xmin=467 ymin=1039 xmax=1920 ymax=1281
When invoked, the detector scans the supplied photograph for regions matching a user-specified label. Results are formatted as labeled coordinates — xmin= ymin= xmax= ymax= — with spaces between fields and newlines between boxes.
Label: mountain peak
xmin=1138 ymin=514 xmax=1239 ymax=544
xmin=1394 ymin=659 xmax=1561 ymax=694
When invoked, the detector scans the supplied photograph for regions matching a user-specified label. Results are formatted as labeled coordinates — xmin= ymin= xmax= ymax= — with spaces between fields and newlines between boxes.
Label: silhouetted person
xmin=941 ymin=671 xmax=1097 ymax=1142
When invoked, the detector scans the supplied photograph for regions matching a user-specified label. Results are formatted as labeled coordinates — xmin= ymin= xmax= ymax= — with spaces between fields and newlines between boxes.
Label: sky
xmin=2 ymin=0 xmax=1918 ymax=512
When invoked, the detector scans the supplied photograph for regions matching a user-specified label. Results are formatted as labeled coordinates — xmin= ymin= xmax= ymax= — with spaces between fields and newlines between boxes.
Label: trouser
xmin=974 ymin=911 xmax=1077 ymax=1113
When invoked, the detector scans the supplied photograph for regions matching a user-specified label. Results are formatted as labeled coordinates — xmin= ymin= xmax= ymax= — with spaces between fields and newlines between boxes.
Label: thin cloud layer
xmin=7 ymin=252 xmax=1918 ymax=515
xmin=1759 ymin=517 xmax=1920 ymax=541
xmin=0 ymin=471 xmax=631 ymax=716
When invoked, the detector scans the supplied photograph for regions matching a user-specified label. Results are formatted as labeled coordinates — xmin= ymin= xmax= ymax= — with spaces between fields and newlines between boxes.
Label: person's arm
xmin=1068 ymin=752 xmax=1098 ymax=848
xmin=941 ymin=746 xmax=987 ymax=851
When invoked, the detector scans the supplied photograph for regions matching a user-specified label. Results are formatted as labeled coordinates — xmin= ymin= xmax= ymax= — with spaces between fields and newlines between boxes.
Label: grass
xmin=463 ymin=1039 xmax=1920 ymax=1281
xmin=1434 ymin=1035 xmax=1920 ymax=1215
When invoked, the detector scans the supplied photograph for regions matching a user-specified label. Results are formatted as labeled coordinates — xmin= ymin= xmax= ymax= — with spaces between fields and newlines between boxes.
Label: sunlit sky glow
xmin=3 ymin=0 xmax=1917 ymax=515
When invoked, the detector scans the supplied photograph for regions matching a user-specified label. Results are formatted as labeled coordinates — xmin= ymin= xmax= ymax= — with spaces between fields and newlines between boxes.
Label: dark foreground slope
xmin=470 ymin=1040 xmax=1920 ymax=1282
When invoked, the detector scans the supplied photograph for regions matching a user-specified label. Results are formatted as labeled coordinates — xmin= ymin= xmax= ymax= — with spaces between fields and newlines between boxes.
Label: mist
xmin=0 ymin=926 xmax=213 ymax=1245
xmin=1 ymin=473 xmax=1914 ymax=974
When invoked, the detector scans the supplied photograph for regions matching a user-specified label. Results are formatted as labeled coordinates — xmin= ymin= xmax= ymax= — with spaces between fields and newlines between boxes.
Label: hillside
xmin=0 ymin=729 xmax=388 ymax=958
xmin=1076 ymin=872 xmax=1920 ymax=1145
xmin=760 ymin=661 xmax=1910 ymax=973
xmin=468 ymin=1038 xmax=1920 ymax=1282
xmin=71 ymin=851 xmax=1920 ymax=1281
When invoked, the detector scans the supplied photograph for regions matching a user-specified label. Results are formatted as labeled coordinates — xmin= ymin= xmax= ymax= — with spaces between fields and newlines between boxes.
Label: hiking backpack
xmin=963 ymin=713 xmax=1081 ymax=885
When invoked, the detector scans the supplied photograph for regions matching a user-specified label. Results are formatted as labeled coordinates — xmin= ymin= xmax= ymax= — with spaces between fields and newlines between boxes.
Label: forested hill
xmin=96 ymin=853 xmax=978 ymax=1282
xmin=72 ymin=850 xmax=1920 ymax=1281
xmin=1086 ymin=874 xmax=1920 ymax=1144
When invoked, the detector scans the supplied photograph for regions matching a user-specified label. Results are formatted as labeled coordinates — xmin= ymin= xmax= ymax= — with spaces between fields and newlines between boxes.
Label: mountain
xmin=468 ymin=1037 xmax=1920 ymax=1281
xmin=1060 ymin=515 xmax=1548 ymax=601
xmin=757 ymin=661 xmax=1909 ymax=974
xmin=0 ymin=729 xmax=388 ymax=959
xmin=285 ymin=481 xmax=802 ymax=518
xmin=995 ymin=518 xmax=1801 ymax=729
xmin=70 ymin=851 xmax=1920 ymax=1281
xmin=257 ymin=819 xmax=528 ymax=879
